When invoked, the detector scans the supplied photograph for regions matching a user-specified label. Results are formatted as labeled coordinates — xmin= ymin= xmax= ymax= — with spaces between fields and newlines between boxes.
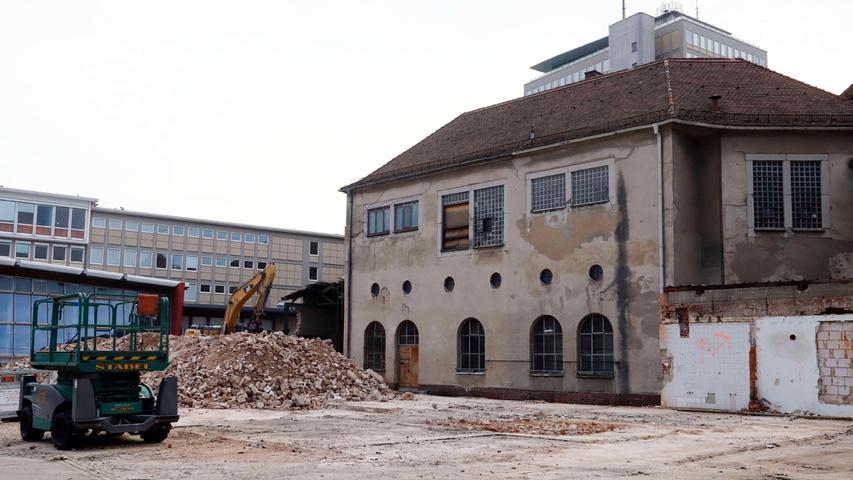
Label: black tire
xmin=51 ymin=409 xmax=82 ymax=450
xmin=20 ymin=404 xmax=45 ymax=441
xmin=140 ymin=423 xmax=171 ymax=443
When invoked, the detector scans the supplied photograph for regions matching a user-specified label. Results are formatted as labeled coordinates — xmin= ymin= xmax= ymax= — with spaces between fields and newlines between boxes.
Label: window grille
xmin=752 ymin=160 xmax=784 ymax=229
xmin=473 ymin=186 xmax=504 ymax=248
xmin=577 ymin=314 xmax=614 ymax=375
xmin=364 ymin=322 xmax=385 ymax=371
xmin=458 ymin=318 xmax=485 ymax=372
xmin=791 ymin=161 xmax=822 ymax=230
xmin=571 ymin=165 xmax=609 ymax=206
xmin=397 ymin=320 xmax=419 ymax=345
xmin=531 ymin=173 xmax=566 ymax=212
xmin=531 ymin=316 xmax=563 ymax=373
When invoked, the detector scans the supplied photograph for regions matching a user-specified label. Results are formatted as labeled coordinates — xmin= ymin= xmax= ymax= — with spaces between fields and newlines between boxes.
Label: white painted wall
xmin=661 ymin=322 xmax=751 ymax=411
xmin=755 ymin=315 xmax=853 ymax=417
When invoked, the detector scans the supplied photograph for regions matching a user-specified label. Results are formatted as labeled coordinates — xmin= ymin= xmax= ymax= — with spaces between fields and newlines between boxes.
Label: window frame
xmin=366 ymin=206 xmax=391 ymax=237
xmin=106 ymin=248 xmax=121 ymax=266
xmin=393 ymin=200 xmax=420 ymax=233
xmin=125 ymin=220 xmax=139 ymax=232
xmin=33 ymin=243 xmax=49 ymax=260
xmin=201 ymin=229 xmax=215 ymax=239
xmin=186 ymin=255 xmax=199 ymax=272
xmin=437 ymin=180 xmax=506 ymax=256
xmin=215 ymin=257 xmax=227 ymax=268
xmin=530 ymin=316 xmax=564 ymax=375
xmin=200 ymin=255 xmax=213 ymax=267
xmin=746 ymin=154 xmax=830 ymax=237
xmin=155 ymin=252 xmax=168 ymax=270
xmin=141 ymin=223 xmax=155 ymax=233
xmin=526 ymin=159 xmax=615 ymax=215
xmin=170 ymin=254 xmax=184 ymax=270
xmin=139 ymin=250 xmax=153 ymax=268
xmin=172 ymin=225 xmax=185 ymax=237
xmin=214 ymin=284 xmax=225 ymax=294
xmin=69 ymin=246 xmax=85 ymax=263
xmin=457 ymin=318 xmax=486 ymax=374
xmin=199 ymin=284 xmax=212 ymax=293
xmin=157 ymin=224 xmax=170 ymax=235
xmin=89 ymin=246 xmax=104 ymax=265
xmin=14 ymin=242 xmax=30 ymax=259
xmin=52 ymin=245 xmax=67 ymax=262
xmin=364 ymin=321 xmax=386 ymax=372
xmin=309 ymin=241 xmax=319 ymax=256
xmin=308 ymin=265 xmax=318 ymax=282
xmin=123 ymin=249 xmax=137 ymax=268
xmin=187 ymin=227 xmax=200 ymax=238
xmin=257 ymin=234 xmax=269 ymax=245
xmin=577 ymin=313 xmax=615 ymax=378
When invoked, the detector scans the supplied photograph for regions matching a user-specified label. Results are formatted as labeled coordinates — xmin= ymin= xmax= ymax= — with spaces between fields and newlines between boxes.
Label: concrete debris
xmin=142 ymin=332 xmax=394 ymax=410
xmin=427 ymin=417 xmax=623 ymax=436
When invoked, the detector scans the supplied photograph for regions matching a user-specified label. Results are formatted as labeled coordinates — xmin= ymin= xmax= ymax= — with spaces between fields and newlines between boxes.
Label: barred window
xmin=367 ymin=206 xmax=390 ymax=236
xmin=458 ymin=318 xmax=485 ymax=373
xmin=531 ymin=316 xmax=563 ymax=373
xmin=364 ymin=322 xmax=386 ymax=371
xmin=752 ymin=160 xmax=784 ymax=229
xmin=577 ymin=313 xmax=614 ymax=376
xmin=473 ymin=185 xmax=504 ymax=248
xmin=531 ymin=173 xmax=566 ymax=212
xmin=791 ymin=161 xmax=822 ymax=230
xmin=571 ymin=165 xmax=609 ymax=206
xmin=397 ymin=320 xmax=419 ymax=345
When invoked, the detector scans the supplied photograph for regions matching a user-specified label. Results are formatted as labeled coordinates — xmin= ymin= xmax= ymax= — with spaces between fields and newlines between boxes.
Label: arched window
xmin=458 ymin=318 xmax=485 ymax=372
xmin=531 ymin=316 xmax=563 ymax=373
xmin=577 ymin=314 xmax=614 ymax=376
xmin=397 ymin=320 xmax=419 ymax=345
xmin=364 ymin=322 xmax=386 ymax=371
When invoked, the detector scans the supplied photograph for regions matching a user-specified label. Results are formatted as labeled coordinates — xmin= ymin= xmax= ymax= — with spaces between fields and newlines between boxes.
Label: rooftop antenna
xmin=622 ymin=0 xmax=626 ymax=19
xmin=695 ymin=0 xmax=699 ymax=18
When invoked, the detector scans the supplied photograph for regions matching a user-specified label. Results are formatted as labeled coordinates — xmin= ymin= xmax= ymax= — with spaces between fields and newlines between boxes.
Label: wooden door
xmin=398 ymin=345 xmax=419 ymax=388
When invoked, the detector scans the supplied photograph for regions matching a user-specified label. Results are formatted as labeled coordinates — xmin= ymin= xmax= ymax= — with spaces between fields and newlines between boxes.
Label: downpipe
xmin=653 ymin=123 xmax=665 ymax=292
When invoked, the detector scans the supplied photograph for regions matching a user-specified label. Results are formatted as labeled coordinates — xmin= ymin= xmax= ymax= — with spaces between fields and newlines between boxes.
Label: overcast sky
xmin=1 ymin=1 xmax=850 ymax=234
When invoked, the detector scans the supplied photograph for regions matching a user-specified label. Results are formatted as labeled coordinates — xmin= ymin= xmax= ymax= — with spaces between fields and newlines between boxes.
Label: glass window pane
xmin=36 ymin=205 xmax=53 ymax=227
xmin=54 ymin=206 xmax=70 ymax=228
xmin=90 ymin=246 xmax=104 ymax=264
xmin=0 ymin=200 xmax=15 ymax=222
xmin=71 ymin=208 xmax=86 ymax=230
xmin=17 ymin=203 xmax=35 ymax=224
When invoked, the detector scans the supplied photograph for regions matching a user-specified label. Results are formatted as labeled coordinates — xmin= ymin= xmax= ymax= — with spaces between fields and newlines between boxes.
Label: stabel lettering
xmin=94 ymin=363 xmax=150 ymax=371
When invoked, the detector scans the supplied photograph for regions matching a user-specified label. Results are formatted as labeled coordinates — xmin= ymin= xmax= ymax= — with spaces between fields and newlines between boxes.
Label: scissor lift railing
xmin=30 ymin=293 xmax=171 ymax=372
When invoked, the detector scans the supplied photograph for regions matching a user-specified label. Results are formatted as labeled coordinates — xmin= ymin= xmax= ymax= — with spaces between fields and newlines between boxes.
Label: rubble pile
xmin=428 ymin=417 xmax=623 ymax=436
xmin=143 ymin=332 xmax=394 ymax=410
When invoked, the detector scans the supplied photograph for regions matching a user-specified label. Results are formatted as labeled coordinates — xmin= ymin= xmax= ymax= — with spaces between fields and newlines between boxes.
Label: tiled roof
xmin=344 ymin=59 xmax=853 ymax=191
xmin=842 ymin=83 xmax=853 ymax=101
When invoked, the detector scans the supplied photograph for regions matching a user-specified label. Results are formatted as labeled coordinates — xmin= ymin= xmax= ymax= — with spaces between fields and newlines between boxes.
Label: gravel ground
xmin=1 ymin=394 xmax=851 ymax=479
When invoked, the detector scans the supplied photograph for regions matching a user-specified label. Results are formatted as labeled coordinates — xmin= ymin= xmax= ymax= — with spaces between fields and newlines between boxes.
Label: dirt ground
xmin=1 ymin=394 xmax=851 ymax=479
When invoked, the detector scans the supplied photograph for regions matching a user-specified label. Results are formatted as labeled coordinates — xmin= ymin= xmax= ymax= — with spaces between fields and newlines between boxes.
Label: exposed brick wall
xmin=416 ymin=384 xmax=660 ymax=407
xmin=817 ymin=321 xmax=853 ymax=405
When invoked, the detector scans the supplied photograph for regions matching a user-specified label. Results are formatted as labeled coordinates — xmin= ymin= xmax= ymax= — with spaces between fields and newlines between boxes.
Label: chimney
xmin=585 ymin=70 xmax=603 ymax=80
xmin=709 ymin=94 xmax=722 ymax=113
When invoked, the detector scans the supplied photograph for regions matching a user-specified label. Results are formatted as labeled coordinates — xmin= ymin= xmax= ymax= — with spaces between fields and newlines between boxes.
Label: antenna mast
xmin=695 ymin=0 xmax=699 ymax=18
xmin=622 ymin=0 xmax=626 ymax=19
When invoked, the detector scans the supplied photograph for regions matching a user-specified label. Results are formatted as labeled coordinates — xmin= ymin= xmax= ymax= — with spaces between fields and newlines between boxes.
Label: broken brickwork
xmin=817 ymin=321 xmax=853 ymax=405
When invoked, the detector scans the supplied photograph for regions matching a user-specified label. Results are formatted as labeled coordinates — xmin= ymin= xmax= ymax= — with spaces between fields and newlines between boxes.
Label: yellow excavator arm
xmin=222 ymin=263 xmax=277 ymax=334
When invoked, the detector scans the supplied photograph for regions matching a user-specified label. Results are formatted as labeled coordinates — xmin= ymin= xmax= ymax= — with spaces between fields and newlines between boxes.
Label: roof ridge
xmin=663 ymin=59 xmax=676 ymax=117
xmin=461 ymin=59 xmax=670 ymax=117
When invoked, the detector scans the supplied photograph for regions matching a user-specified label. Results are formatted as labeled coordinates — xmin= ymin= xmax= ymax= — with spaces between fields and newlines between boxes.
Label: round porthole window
xmin=370 ymin=283 xmax=380 ymax=297
xmin=402 ymin=280 xmax=412 ymax=294
xmin=490 ymin=272 xmax=502 ymax=289
xmin=444 ymin=276 xmax=455 ymax=292
xmin=540 ymin=269 xmax=553 ymax=285
xmin=588 ymin=265 xmax=604 ymax=281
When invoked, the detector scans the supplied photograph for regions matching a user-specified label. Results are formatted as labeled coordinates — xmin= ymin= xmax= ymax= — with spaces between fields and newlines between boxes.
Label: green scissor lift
xmin=18 ymin=292 xmax=178 ymax=450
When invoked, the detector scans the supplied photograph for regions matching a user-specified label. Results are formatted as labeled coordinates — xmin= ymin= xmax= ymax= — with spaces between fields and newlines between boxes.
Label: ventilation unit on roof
xmin=656 ymin=1 xmax=684 ymax=15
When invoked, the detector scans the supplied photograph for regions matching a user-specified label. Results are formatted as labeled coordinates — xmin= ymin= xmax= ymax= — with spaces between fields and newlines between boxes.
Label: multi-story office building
xmin=0 ymin=187 xmax=344 ymax=338
xmin=524 ymin=4 xmax=767 ymax=95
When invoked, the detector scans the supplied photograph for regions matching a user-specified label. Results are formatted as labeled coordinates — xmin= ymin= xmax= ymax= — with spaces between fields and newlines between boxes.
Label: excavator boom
xmin=221 ymin=264 xmax=277 ymax=334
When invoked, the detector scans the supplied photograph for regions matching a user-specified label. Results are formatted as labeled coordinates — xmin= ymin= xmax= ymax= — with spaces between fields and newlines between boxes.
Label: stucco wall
xmin=755 ymin=315 xmax=852 ymax=417
xmin=347 ymin=129 xmax=663 ymax=396
xmin=719 ymin=131 xmax=853 ymax=283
